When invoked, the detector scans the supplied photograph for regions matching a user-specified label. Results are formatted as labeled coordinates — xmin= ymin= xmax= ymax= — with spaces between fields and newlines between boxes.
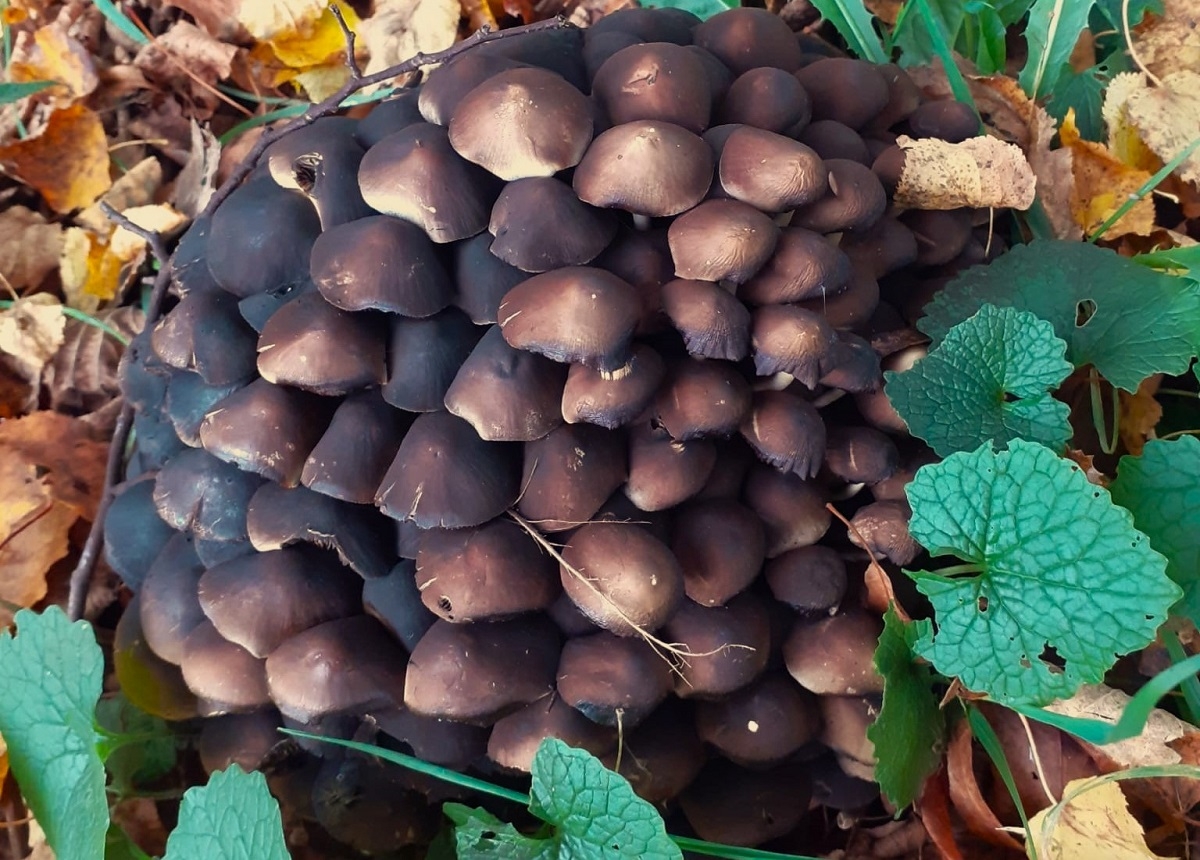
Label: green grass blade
xmin=966 ymin=706 xmax=1036 ymax=855
xmin=218 ymin=104 xmax=310 ymax=144
xmin=0 ymin=301 xmax=130 ymax=346
xmin=1162 ymin=633 xmax=1200 ymax=725
xmin=0 ymin=81 xmax=55 ymax=105
xmin=1018 ymin=0 xmax=1096 ymax=100
xmin=806 ymin=0 xmax=889 ymax=63
xmin=215 ymin=84 xmax=307 ymax=106
xmin=92 ymin=0 xmax=148 ymax=45
xmin=1088 ymin=136 xmax=1200 ymax=242
xmin=910 ymin=0 xmax=983 ymax=130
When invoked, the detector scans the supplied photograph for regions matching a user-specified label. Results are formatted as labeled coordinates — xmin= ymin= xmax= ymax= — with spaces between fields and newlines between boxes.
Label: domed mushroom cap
xmin=586 ymin=6 xmax=696 ymax=46
xmin=820 ymin=695 xmax=879 ymax=782
xmin=907 ymin=98 xmax=980 ymax=143
xmin=448 ymin=66 xmax=593 ymax=180
xmin=150 ymin=290 xmax=258 ymax=386
xmin=717 ymin=67 xmax=811 ymax=134
xmin=404 ymin=616 xmax=560 ymax=723
xmin=593 ymin=227 xmax=675 ymax=333
xmin=592 ymin=42 xmax=712 ymax=133
xmin=793 ymin=158 xmax=888 ymax=234
xmin=105 ymin=474 xmax=176 ymax=591
xmin=603 ymin=699 xmax=706 ymax=804
xmin=133 ymin=409 xmax=186 ymax=472
xmin=310 ymin=215 xmax=453 ymax=316
xmin=488 ymin=177 xmax=616 ymax=273
xmin=667 ymin=198 xmax=778 ymax=285
xmin=839 ymin=215 xmax=919 ymax=279
xmin=848 ymin=499 xmax=920 ymax=565
xmin=153 ymin=447 xmax=262 ymax=542
xmin=560 ymin=522 xmax=685 ymax=636
xmin=694 ymin=672 xmax=821 ymax=766
xmin=518 ymin=423 xmax=627 ymax=533
xmin=784 ymin=611 xmax=885 ymax=696
xmin=444 ymin=324 xmax=567 ymax=442
xmin=236 ymin=278 xmax=317 ymax=333
xmin=660 ymin=278 xmax=751 ymax=361
xmin=680 ymin=759 xmax=811 ymax=847
xmin=198 ymin=711 xmax=284 ymax=775
xmin=651 ymin=358 xmax=753 ymax=441
xmin=267 ymin=616 xmax=408 ymax=722
xmin=625 ymin=421 xmax=716 ymax=512
xmin=415 ymin=517 xmax=560 ymax=623
xmin=695 ymin=436 xmax=755 ymax=501
xmin=371 ymin=706 xmax=489 ymax=770
xmin=751 ymin=303 xmax=837 ymax=387
xmin=118 ymin=328 xmax=170 ymax=415
xmin=795 ymin=58 xmax=890 ymax=130
xmin=163 ymin=370 xmax=243 ymax=448
xmin=488 ymin=696 xmax=617 ymax=773
xmin=665 ymin=593 xmax=771 ymax=698
xmin=692 ymin=7 xmax=803 ymax=75
xmin=765 ymin=545 xmax=847 ymax=615
xmin=383 ymin=308 xmax=482 ymax=413
xmin=359 ymin=123 xmax=501 ymax=243
xmin=363 ymin=560 xmax=436 ymax=651
xmin=302 ymin=389 xmax=412 ymax=505
xmin=356 ymin=89 xmax=423 ymax=148
xmin=740 ymin=226 xmax=851 ymax=305
xmin=265 ymin=117 xmax=372 ymax=229
xmin=809 ymin=753 xmax=882 ymax=811
xmin=376 ymin=411 xmax=521 ymax=530
xmin=819 ymin=331 xmax=884 ymax=392
xmin=573 ymin=121 xmax=713 ymax=217
xmin=739 ymin=389 xmax=827 ymax=479
xmin=583 ymin=29 xmax=644 ymax=84
xmin=824 ymin=426 xmax=899 ymax=485
xmin=557 ymin=632 xmax=673 ymax=727
xmin=114 ymin=594 xmax=199 ymax=721
xmin=719 ymin=126 xmax=827 ymax=213
xmin=742 ymin=462 xmax=831 ymax=557
xmin=671 ymin=498 xmax=765 ymax=606
xmin=139 ymin=532 xmax=206 ymax=665
xmin=180 ymin=621 xmax=272 ymax=715
xmin=900 ymin=207 xmax=974 ymax=266
xmin=497 ymin=267 xmax=641 ymax=374
xmin=419 ymin=53 xmax=527 ymax=126
xmin=198 ymin=547 xmax=362 ymax=658
xmin=451 ymin=233 xmax=528 ymax=325
xmin=561 ymin=343 xmax=665 ymax=428
xmin=800 ymin=120 xmax=871 ymax=164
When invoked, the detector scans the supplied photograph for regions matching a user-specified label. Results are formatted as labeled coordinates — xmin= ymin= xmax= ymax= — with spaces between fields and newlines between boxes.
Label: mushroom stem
xmin=631 ymin=213 xmax=653 ymax=231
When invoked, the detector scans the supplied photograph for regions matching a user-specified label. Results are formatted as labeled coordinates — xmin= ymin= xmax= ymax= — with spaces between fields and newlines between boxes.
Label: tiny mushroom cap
xmin=488 ymin=177 xmax=616 ymax=273
xmin=573 ymin=121 xmax=714 ymax=217
xmin=164 ymin=371 xmax=243 ymax=448
xmin=153 ymin=448 xmax=263 ymax=542
xmin=560 ymin=521 xmax=685 ymax=636
xmin=451 ymin=232 xmax=528 ymax=324
xmin=497 ymin=267 xmax=641 ymax=374
xmin=719 ymin=127 xmax=827 ymax=213
xmin=364 ymin=559 xmax=437 ymax=651
xmin=624 ymin=422 xmax=716 ymax=512
xmin=133 ymin=409 xmax=186 ymax=472
xmin=784 ymin=611 xmax=886 ymax=696
xmin=820 ymin=695 xmax=879 ymax=782
xmin=302 ymin=389 xmax=412 ymax=505
xmin=246 ymin=483 xmax=394 ymax=579
xmin=651 ymin=358 xmax=753 ymax=441
xmin=561 ymin=343 xmax=665 ymax=428
xmin=444 ymin=324 xmax=567 ymax=442
xmin=371 ymin=706 xmax=490 ymax=771
xmin=694 ymin=673 xmax=821 ymax=766
xmin=256 ymin=292 xmax=386 ymax=396
xmin=151 ymin=290 xmax=258 ymax=386
xmin=414 ymin=517 xmax=560 ymax=622
xmin=488 ymin=695 xmax=618 ymax=773
xmin=310 ymin=215 xmax=453 ymax=316
xmin=139 ymin=533 xmax=206 ymax=665
xmin=742 ymin=461 xmax=831 ymax=557
xmin=764 ymin=545 xmax=847 ymax=615
xmin=104 ymin=475 xmax=176 ymax=592
xmin=591 ymin=42 xmax=713 ymax=133
xmin=739 ymin=226 xmax=852 ymax=305
xmin=908 ymin=98 xmax=981 ymax=142
xmin=518 ymin=423 xmax=628 ymax=532
xmin=557 ymin=632 xmax=674 ymax=727
xmin=799 ymin=120 xmax=871 ymax=164
xmin=448 ymin=67 xmax=594 ymax=180
xmin=680 ymin=759 xmax=811 ymax=847
xmin=750 ymin=303 xmax=837 ymax=387
xmin=692 ymin=7 xmax=803 ymax=75
xmin=383 ymin=308 xmax=482 ymax=413
xmin=717 ymin=67 xmax=811 ymax=135
xmin=198 ymin=547 xmax=362 ymax=658
xmin=403 ymin=616 xmax=561 ymax=724
xmin=198 ymin=711 xmax=284 ymax=775
xmin=794 ymin=58 xmax=891 ymax=130
xmin=585 ymin=6 xmax=696 ymax=44
xmin=359 ymin=123 xmax=501 ymax=243
xmin=739 ymin=389 xmax=827 ymax=479
xmin=667 ymin=198 xmax=778 ymax=285
xmin=199 ymin=379 xmax=332 ymax=487
xmin=848 ymin=499 xmax=920 ymax=565
xmin=180 ymin=621 xmax=272 ymax=715
xmin=671 ymin=498 xmax=765 ymax=607
xmin=418 ymin=53 xmax=527 ymax=126
xmin=376 ymin=411 xmax=521 ymax=530
xmin=114 ymin=594 xmax=200 ymax=721
xmin=266 ymin=616 xmax=409 ymax=722
xmin=665 ymin=593 xmax=771 ymax=698
xmin=659 ymin=278 xmax=751 ymax=361
xmin=355 ymin=89 xmax=423 ymax=148
xmin=792 ymin=158 xmax=888 ymax=234
xmin=824 ymin=426 xmax=900 ymax=485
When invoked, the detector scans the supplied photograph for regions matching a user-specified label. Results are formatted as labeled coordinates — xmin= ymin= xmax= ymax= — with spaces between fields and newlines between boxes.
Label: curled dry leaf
xmin=0 ymin=206 xmax=63 ymax=292
xmin=1131 ymin=0 xmax=1200 ymax=80
xmin=133 ymin=21 xmax=238 ymax=117
xmin=915 ymin=766 xmax=966 ymax=860
xmin=360 ymin=0 xmax=459 ymax=78
xmin=0 ymin=103 xmax=111 ymax=214
xmin=163 ymin=0 xmax=245 ymax=42
xmin=0 ymin=293 xmax=66 ymax=377
xmin=1060 ymin=110 xmax=1156 ymax=238
xmin=946 ymin=719 xmax=1024 ymax=851
xmin=893 ymin=134 xmax=1036 ymax=210
xmin=1029 ymin=778 xmax=1170 ymax=860
xmin=6 ymin=20 xmax=98 ymax=107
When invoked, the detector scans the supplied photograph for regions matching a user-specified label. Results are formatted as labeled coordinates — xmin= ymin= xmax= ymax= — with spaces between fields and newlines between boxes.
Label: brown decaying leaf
xmin=75 ymin=157 xmax=163 ymax=235
xmin=1064 ymin=449 xmax=1110 ymax=487
xmin=946 ymin=719 xmax=1025 ymax=850
xmin=1060 ymin=110 xmax=1156 ymax=238
xmin=173 ymin=121 xmax=221 ymax=216
xmin=1132 ymin=0 xmax=1200 ymax=79
xmin=162 ymin=0 xmax=245 ymax=42
xmin=43 ymin=306 xmax=142 ymax=417
xmin=0 ymin=293 xmax=66 ymax=377
xmin=6 ymin=20 xmax=98 ymax=106
xmin=1119 ymin=376 xmax=1163 ymax=456
xmin=915 ymin=765 xmax=966 ymax=860
xmin=0 ymin=206 xmax=63 ymax=293
xmin=0 ymin=103 xmax=111 ymax=214
xmin=360 ymin=0 xmax=460 ymax=78
xmin=133 ymin=21 xmax=238 ymax=118
xmin=893 ymin=134 xmax=1037 ymax=210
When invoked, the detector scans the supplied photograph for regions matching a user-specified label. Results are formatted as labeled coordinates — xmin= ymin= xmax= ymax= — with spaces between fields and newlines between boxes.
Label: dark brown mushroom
xmin=488 ymin=695 xmax=617 ymax=773
xmin=739 ymin=389 xmax=826 ymax=478
xmin=694 ymin=436 xmax=755 ymax=500
xmin=383 ymin=308 xmax=483 ymax=413
xmin=169 ymin=213 xmax=221 ymax=296
xmin=114 ymin=593 xmax=200 ymax=721
xmin=799 ymin=120 xmax=871 ymax=164
xmin=363 ymin=560 xmax=437 ymax=651
xmin=784 ymin=611 xmax=885 ymax=696
xmin=302 ymin=389 xmax=413 ymax=505
xmin=471 ymin=25 xmax=589 ymax=90
xmin=671 ymin=498 xmax=765 ymax=607
xmin=584 ymin=30 xmax=644 ymax=84
xmin=557 ymin=632 xmax=673 ymax=727
xmin=192 ymin=537 xmax=254 ymax=568
xmin=591 ymin=42 xmax=712 ymax=133
xmin=824 ymin=426 xmax=899 ymax=485
xmin=118 ymin=328 xmax=170 ymax=415
xmin=719 ymin=126 xmax=827 ymax=213
xmin=548 ymin=591 xmax=603 ymax=638
xmin=765 ymin=545 xmax=847 ymax=615
xmin=518 ymin=423 xmax=627 ymax=532
xmin=819 ymin=331 xmax=884 ymax=392
xmin=694 ymin=672 xmax=821 ymax=765
xmin=809 ymin=753 xmax=882 ymax=810
xmin=180 ymin=620 xmax=272 ymax=715
xmin=560 ymin=522 xmax=684 ymax=636
xmin=150 ymin=290 xmax=258 ymax=386
xmin=660 ymin=278 xmax=751 ymax=361
xmin=848 ymin=499 xmax=920 ymax=565
xmin=680 ymin=759 xmax=811 ymax=847
xmin=419 ymin=53 xmax=527 ymax=126
xmin=198 ymin=711 xmax=284 ymax=774
xmin=355 ymin=89 xmax=423 ymax=148
xmin=139 ymin=533 xmax=206 ymax=665
xmin=163 ymin=370 xmax=243 ymax=448
xmin=907 ymin=98 xmax=979 ymax=142
xmin=403 ymin=616 xmax=560 ymax=723
xmin=198 ymin=547 xmax=362 ymax=658
xmin=796 ymin=258 xmax=879 ymax=329
xmin=488 ymin=177 xmax=616 ymax=273
xmin=742 ymin=461 xmax=831 ymax=557
xmin=867 ymin=63 xmax=922 ymax=132
xmin=371 ymin=706 xmax=490 ymax=770
xmin=585 ymin=6 xmax=696 ymax=45
xmin=900 ymin=208 xmax=974 ymax=266
xmin=751 ymin=303 xmax=837 ymax=387
xmin=265 ymin=117 xmax=373 ymax=229
xmin=795 ymin=58 xmax=890 ymax=130
xmin=376 ymin=411 xmax=521 ymax=530
xmin=236 ymin=278 xmax=318 ymax=333
xmin=651 ymin=358 xmax=753 ymax=441
xmin=821 ymin=695 xmax=879 ymax=782
xmin=152 ymin=447 xmax=263 ymax=541
xmin=667 ymin=198 xmax=778 ymax=286
xmin=561 ymin=343 xmax=665 ymax=428
xmin=593 ymin=226 xmax=675 ymax=333
xmin=717 ymin=67 xmax=811 ymax=134
xmin=310 ymin=754 xmax=439 ymax=853
xmin=451 ymin=233 xmax=528 ymax=325
xmin=691 ymin=7 xmax=803 ymax=75
xmin=666 ymin=593 xmax=770 ymax=698
xmin=133 ymin=409 xmax=187 ymax=472
xmin=415 ymin=517 xmax=560 ymax=622
xmin=604 ymin=699 xmax=707 ymax=804
xmin=793 ymin=158 xmax=888 ymax=234
xmin=840 ymin=216 xmax=919 ymax=279
xmin=104 ymin=474 xmax=175 ymax=592
xmin=739 ymin=226 xmax=851 ymax=304
xmin=625 ymin=421 xmax=716 ymax=511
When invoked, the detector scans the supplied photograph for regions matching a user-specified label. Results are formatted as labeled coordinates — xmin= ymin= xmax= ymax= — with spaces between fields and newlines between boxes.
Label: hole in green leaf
xmin=1075 ymin=298 xmax=1097 ymax=326
xmin=1039 ymin=644 xmax=1065 ymax=672
xmin=977 ymin=596 xmax=989 ymax=612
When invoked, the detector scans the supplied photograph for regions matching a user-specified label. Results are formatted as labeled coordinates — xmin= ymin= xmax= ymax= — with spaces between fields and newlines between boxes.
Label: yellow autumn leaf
xmin=1103 ymin=72 xmax=1162 ymax=173
xmin=1060 ymin=109 xmax=1156 ymax=237
xmin=5 ymin=20 xmax=98 ymax=106
xmin=267 ymin=1 xmax=359 ymax=68
xmin=1030 ymin=777 xmax=1171 ymax=860
xmin=241 ymin=1 xmax=359 ymax=100
xmin=0 ymin=103 xmax=111 ymax=214
xmin=1123 ymin=70 xmax=1200 ymax=186
xmin=60 ymin=227 xmax=123 ymax=311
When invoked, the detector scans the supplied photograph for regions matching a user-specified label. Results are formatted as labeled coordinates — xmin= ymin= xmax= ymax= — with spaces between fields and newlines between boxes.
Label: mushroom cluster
xmin=110 ymin=6 xmax=1003 ymax=851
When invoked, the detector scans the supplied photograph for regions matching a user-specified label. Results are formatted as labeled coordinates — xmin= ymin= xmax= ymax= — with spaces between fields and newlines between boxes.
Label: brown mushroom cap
xmin=152 ymin=447 xmax=263 ymax=542
xmin=900 ymin=208 xmax=974 ymax=266
xmin=139 ymin=532 xmax=206 ymax=665
xmin=415 ymin=517 xmax=560 ymax=622
xmin=444 ymin=324 xmax=568 ymax=442
xmin=198 ymin=547 xmax=362 ymax=658
xmin=488 ymin=695 xmax=618 ymax=773
xmin=659 ymin=278 xmax=751 ymax=361
xmin=403 ymin=616 xmax=560 ymax=723
xmin=592 ymin=42 xmax=712 ymax=133
xmin=584 ymin=30 xmax=644 ymax=84
xmin=265 ymin=118 xmax=373 ymax=229
xmin=488 ymin=178 xmax=616 ymax=273
xmin=908 ymin=99 xmax=980 ymax=143
xmin=665 ymin=593 xmax=771 ymax=698
xmin=151 ymin=290 xmax=258 ymax=386
xmin=383 ymin=308 xmax=482 ymax=413
xmin=742 ymin=461 xmax=831 ymax=557
xmin=848 ymin=499 xmax=920 ymax=565
xmin=624 ymin=421 xmax=716 ymax=512
xmin=518 ymin=422 xmax=627 ymax=532
xmin=561 ymin=343 xmax=665 ymax=428
xmin=717 ymin=67 xmax=811 ymax=134
xmin=586 ymin=6 xmax=696 ymax=46
xmin=198 ymin=711 xmax=284 ymax=775
xmin=694 ymin=436 xmax=755 ymax=501
xmin=799 ymin=120 xmax=871 ymax=164
xmin=356 ymin=89 xmax=423 ymax=148
xmin=795 ymin=58 xmax=890 ymax=130
xmin=376 ymin=411 xmax=521 ymax=530
xmin=784 ymin=611 xmax=886 ymax=696
xmin=266 ymin=616 xmax=409 ymax=722
xmin=840 ymin=215 xmax=919 ymax=280
xmin=680 ymin=758 xmax=811 ymax=847
xmin=739 ymin=389 xmax=827 ymax=478
xmin=671 ymin=498 xmax=765 ymax=607
xmin=667 ymin=198 xmax=778 ymax=286
xmin=793 ymin=158 xmax=888 ymax=234
xmin=868 ymin=63 xmax=922 ymax=132
xmin=603 ymin=699 xmax=707 ymax=804
xmin=651 ymin=358 xmax=753 ymax=441
xmin=694 ymin=672 xmax=821 ymax=765
xmin=819 ymin=331 xmax=884 ymax=392
xmin=739 ymin=227 xmax=851 ymax=305
xmin=573 ymin=121 xmax=714 ymax=217
xmin=451 ymin=233 xmax=528 ymax=325
xmin=105 ymin=475 xmax=175 ymax=592
xmin=498 ymin=267 xmax=641 ymax=373
xmin=719 ymin=126 xmax=827 ymax=213
xmin=809 ymin=752 xmax=882 ymax=810
xmin=448 ymin=67 xmax=593 ymax=180
xmin=750 ymin=303 xmax=837 ymax=387
xmin=180 ymin=620 xmax=272 ymax=714
xmin=302 ymin=389 xmax=412 ymax=505
xmin=765 ymin=545 xmax=847 ymax=615
xmin=363 ymin=559 xmax=436 ymax=651
xmin=692 ymin=7 xmax=803 ymax=75
xmin=593 ymin=226 xmax=675 ymax=333
xmin=163 ymin=370 xmax=243 ymax=448
xmin=371 ymin=705 xmax=490 ymax=770
xmin=560 ymin=521 xmax=684 ymax=636
xmin=824 ymin=425 xmax=899 ymax=485
xmin=820 ymin=695 xmax=879 ymax=782
xmin=115 ymin=594 xmax=200 ymax=721
xmin=419 ymin=53 xmax=527 ymax=126
xmin=557 ymin=632 xmax=673 ymax=727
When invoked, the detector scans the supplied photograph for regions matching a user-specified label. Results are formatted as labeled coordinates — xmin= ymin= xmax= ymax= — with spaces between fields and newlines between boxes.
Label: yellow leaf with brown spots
xmin=1060 ymin=109 xmax=1156 ymax=238
xmin=1030 ymin=778 xmax=1170 ymax=860
xmin=6 ymin=20 xmax=97 ymax=106
xmin=0 ymin=103 xmax=111 ymax=214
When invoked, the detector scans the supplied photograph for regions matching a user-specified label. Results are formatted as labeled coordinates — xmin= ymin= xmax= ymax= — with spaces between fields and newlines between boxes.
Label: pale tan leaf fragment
xmin=6 ymin=20 xmax=98 ymax=106
xmin=893 ymin=134 xmax=1036 ymax=210
xmin=173 ymin=121 xmax=221 ymax=216
xmin=1103 ymin=72 xmax=1161 ymax=173
xmin=0 ymin=103 xmax=112 ymax=214
xmin=43 ymin=306 xmax=143 ymax=416
xmin=1043 ymin=684 xmax=1195 ymax=770
xmin=75 ymin=157 xmax=163 ymax=234
xmin=1029 ymin=778 xmax=1170 ymax=860
xmin=0 ymin=206 xmax=63 ymax=292
xmin=163 ymin=0 xmax=245 ymax=41
xmin=0 ymin=293 xmax=65 ymax=376
xmin=360 ymin=0 xmax=460 ymax=77
xmin=1123 ymin=71 xmax=1200 ymax=186
xmin=1131 ymin=0 xmax=1200 ymax=79
xmin=109 ymin=204 xmax=187 ymax=261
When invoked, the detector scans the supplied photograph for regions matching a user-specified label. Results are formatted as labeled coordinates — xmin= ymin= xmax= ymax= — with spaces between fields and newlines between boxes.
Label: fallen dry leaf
xmin=0 ymin=103 xmax=111 ymax=214
xmin=893 ymin=134 xmax=1037 ymax=210
xmin=0 ymin=293 xmax=66 ymax=376
xmin=163 ymin=0 xmax=245 ymax=42
xmin=43 ymin=305 xmax=142 ymax=417
xmin=1132 ymin=0 xmax=1200 ymax=79
xmin=6 ymin=20 xmax=98 ymax=107
xmin=173 ymin=121 xmax=221 ymax=216
xmin=1123 ymin=71 xmax=1200 ymax=186
xmin=75 ymin=156 xmax=163 ymax=234
xmin=1103 ymin=73 xmax=1162 ymax=174
xmin=1029 ymin=778 xmax=1171 ymax=860
xmin=0 ymin=205 xmax=63 ymax=292
xmin=243 ymin=1 xmax=361 ymax=100
xmin=946 ymin=719 xmax=1025 ymax=850
xmin=915 ymin=766 xmax=966 ymax=860
xmin=134 ymin=21 xmax=238 ymax=117
xmin=1060 ymin=109 xmax=1156 ymax=237
xmin=1119 ymin=377 xmax=1163 ymax=455
xmin=360 ymin=0 xmax=459 ymax=78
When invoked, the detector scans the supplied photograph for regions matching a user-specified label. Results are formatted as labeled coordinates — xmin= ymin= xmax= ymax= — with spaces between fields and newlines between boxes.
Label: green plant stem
xmin=935 ymin=563 xmax=985 ymax=576
xmin=1088 ymin=367 xmax=1121 ymax=455
xmin=1162 ymin=633 xmax=1200 ymax=725
xmin=671 ymin=837 xmax=820 ymax=860
xmin=966 ymin=706 xmax=1036 ymax=857
xmin=1156 ymin=388 xmax=1200 ymax=399
xmin=1088 ymin=136 xmax=1200 ymax=242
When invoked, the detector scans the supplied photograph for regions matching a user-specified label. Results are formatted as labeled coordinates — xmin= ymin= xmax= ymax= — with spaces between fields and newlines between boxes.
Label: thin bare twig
xmin=328 ymin=5 xmax=362 ymax=81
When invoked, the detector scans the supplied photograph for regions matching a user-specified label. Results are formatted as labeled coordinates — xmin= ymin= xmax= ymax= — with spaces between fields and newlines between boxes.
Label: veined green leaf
xmin=162 ymin=767 xmax=289 ymax=860
xmin=1019 ymin=0 xmax=1097 ymax=99
xmin=807 ymin=0 xmax=889 ymax=63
